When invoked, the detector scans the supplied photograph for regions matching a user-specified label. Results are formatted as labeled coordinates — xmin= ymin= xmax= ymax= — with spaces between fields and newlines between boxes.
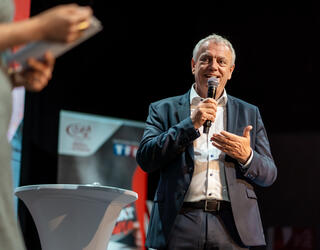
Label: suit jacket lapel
xmin=177 ymin=90 xmax=194 ymax=161
xmin=177 ymin=90 xmax=191 ymax=122
xmin=227 ymin=95 xmax=239 ymax=134
xmin=225 ymin=95 xmax=239 ymax=166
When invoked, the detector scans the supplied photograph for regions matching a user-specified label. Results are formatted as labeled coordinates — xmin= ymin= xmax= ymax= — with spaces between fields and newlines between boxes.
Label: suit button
xmin=247 ymin=173 xmax=255 ymax=179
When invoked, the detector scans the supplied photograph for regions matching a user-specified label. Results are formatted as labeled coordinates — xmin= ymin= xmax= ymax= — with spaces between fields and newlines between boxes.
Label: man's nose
xmin=208 ymin=60 xmax=218 ymax=70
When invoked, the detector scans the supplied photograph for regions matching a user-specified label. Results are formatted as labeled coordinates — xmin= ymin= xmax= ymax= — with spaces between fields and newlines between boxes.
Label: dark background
xmin=19 ymin=1 xmax=320 ymax=249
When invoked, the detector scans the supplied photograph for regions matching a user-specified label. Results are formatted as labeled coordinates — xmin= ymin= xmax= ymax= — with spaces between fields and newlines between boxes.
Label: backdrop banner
xmin=58 ymin=110 xmax=148 ymax=249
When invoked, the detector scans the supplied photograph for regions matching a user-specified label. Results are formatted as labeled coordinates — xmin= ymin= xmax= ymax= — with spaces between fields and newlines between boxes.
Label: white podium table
xmin=15 ymin=184 xmax=138 ymax=250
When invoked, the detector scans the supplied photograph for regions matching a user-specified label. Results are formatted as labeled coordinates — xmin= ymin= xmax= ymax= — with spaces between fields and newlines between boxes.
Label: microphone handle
xmin=203 ymin=121 xmax=211 ymax=134
xmin=203 ymin=86 xmax=216 ymax=134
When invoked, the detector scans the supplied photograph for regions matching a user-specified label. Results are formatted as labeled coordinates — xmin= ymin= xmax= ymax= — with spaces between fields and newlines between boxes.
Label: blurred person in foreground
xmin=136 ymin=33 xmax=277 ymax=249
xmin=0 ymin=1 xmax=92 ymax=249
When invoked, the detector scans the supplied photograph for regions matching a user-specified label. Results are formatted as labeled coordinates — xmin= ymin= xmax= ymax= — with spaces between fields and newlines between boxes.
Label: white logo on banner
xmin=58 ymin=110 xmax=122 ymax=156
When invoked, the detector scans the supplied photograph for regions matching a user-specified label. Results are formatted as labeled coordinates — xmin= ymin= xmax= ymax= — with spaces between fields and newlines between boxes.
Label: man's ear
xmin=191 ymin=58 xmax=195 ymax=75
xmin=228 ymin=64 xmax=235 ymax=80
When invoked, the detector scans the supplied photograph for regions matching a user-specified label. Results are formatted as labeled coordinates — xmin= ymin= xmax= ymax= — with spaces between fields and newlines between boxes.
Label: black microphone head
xmin=207 ymin=76 xmax=219 ymax=88
xmin=204 ymin=77 xmax=219 ymax=133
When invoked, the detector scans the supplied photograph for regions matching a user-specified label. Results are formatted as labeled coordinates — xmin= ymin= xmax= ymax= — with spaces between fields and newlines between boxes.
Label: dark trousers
xmin=160 ymin=207 xmax=249 ymax=250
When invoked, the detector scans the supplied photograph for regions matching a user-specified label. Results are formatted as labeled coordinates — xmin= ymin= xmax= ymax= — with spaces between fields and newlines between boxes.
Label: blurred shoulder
xmin=0 ymin=0 xmax=14 ymax=22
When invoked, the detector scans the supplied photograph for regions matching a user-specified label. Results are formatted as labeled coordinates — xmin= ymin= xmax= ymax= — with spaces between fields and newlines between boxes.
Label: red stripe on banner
xmin=13 ymin=0 xmax=31 ymax=21
xmin=132 ymin=166 xmax=148 ymax=250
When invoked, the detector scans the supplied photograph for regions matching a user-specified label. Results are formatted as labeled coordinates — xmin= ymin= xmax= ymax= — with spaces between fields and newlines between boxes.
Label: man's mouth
xmin=205 ymin=75 xmax=220 ymax=80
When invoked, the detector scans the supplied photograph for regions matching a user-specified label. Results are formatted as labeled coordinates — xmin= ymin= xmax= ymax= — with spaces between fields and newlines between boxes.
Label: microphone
xmin=203 ymin=77 xmax=219 ymax=134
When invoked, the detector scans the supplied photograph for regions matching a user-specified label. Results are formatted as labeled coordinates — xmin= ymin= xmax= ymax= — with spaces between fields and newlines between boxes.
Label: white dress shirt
xmin=184 ymin=84 xmax=230 ymax=202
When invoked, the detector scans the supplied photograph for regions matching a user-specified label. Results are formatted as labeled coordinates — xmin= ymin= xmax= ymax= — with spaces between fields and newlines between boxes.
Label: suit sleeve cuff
xmin=239 ymin=149 xmax=253 ymax=168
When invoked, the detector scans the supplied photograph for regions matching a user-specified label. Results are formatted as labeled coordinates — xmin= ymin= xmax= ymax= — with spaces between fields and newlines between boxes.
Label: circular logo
xmin=66 ymin=123 xmax=91 ymax=140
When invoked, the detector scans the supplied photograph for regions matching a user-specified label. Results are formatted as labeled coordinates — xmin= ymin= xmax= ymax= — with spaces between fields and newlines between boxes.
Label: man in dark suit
xmin=136 ymin=33 xmax=277 ymax=249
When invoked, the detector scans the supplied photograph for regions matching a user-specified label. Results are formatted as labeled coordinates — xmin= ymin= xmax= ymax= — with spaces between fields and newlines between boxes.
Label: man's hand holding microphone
xmin=191 ymin=77 xmax=219 ymax=131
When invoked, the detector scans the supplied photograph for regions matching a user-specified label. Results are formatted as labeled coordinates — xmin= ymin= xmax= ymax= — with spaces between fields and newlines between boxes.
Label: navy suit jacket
xmin=136 ymin=90 xmax=277 ymax=248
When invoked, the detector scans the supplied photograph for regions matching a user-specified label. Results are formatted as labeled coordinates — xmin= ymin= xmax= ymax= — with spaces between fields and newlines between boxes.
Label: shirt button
xmin=210 ymin=173 xmax=213 ymax=176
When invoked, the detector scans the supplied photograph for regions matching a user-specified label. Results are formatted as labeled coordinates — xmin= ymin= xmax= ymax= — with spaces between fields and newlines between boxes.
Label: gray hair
xmin=192 ymin=33 xmax=236 ymax=65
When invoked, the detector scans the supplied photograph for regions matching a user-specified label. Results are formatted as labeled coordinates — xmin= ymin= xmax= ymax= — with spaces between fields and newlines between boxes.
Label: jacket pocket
xmin=246 ymin=188 xmax=257 ymax=199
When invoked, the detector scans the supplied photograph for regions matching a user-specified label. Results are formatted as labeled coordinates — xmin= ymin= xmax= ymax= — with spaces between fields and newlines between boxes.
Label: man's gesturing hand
xmin=211 ymin=125 xmax=252 ymax=164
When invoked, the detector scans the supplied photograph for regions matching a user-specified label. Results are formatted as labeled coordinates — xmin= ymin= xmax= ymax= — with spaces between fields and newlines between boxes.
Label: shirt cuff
xmin=239 ymin=149 xmax=253 ymax=168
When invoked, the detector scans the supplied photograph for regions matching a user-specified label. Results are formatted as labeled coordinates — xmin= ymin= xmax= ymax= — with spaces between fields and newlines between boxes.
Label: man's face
xmin=191 ymin=41 xmax=235 ymax=99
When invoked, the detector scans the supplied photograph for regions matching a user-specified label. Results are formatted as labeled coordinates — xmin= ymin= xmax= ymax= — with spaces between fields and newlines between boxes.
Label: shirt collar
xmin=190 ymin=83 xmax=228 ymax=107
